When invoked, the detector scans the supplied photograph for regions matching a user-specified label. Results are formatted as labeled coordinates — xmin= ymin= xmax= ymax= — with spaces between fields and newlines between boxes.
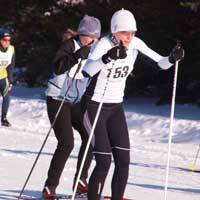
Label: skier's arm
xmin=7 ymin=47 xmax=15 ymax=84
xmin=134 ymin=37 xmax=173 ymax=70
xmin=82 ymin=58 xmax=106 ymax=78
xmin=53 ymin=40 xmax=78 ymax=75
xmin=54 ymin=39 xmax=91 ymax=75
xmin=82 ymin=39 xmax=110 ymax=77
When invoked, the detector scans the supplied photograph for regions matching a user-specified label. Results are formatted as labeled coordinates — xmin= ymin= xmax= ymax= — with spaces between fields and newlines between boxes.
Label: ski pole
xmin=190 ymin=144 xmax=200 ymax=171
xmin=18 ymin=60 xmax=83 ymax=200
xmin=71 ymin=60 xmax=116 ymax=200
xmin=164 ymin=60 xmax=179 ymax=200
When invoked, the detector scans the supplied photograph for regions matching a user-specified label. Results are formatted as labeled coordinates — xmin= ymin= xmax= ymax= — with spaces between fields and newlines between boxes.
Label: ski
xmin=16 ymin=194 xmax=134 ymax=200
xmin=178 ymin=167 xmax=200 ymax=173
xmin=16 ymin=194 xmax=83 ymax=200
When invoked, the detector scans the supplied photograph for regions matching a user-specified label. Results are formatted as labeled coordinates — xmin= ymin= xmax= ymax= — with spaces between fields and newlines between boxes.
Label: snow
xmin=0 ymin=85 xmax=200 ymax=200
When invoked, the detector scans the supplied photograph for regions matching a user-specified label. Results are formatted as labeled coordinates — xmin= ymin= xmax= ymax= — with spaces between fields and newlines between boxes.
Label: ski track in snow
xmin=0 ymin=86 xmax=200 ymax=200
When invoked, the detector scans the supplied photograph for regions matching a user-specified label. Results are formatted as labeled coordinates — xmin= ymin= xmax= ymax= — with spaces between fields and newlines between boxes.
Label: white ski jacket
xmin=82 ymin=35 xmax=173 ymax=103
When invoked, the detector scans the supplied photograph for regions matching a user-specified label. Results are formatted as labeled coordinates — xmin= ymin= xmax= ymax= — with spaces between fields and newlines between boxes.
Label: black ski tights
xmin=111 ymin=148 xmax=130 ymax=200
xmin=88 ymin=149 xmax=130 ymax=200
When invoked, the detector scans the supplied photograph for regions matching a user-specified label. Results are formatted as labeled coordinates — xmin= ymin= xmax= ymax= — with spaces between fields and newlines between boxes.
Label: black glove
xmin=74 ymin=46 xmax=91 ymax=60
xmin=102 ymin=42 xmax=127 ymax=64
xmin=168 ymin=43 xmax=185 ymax=63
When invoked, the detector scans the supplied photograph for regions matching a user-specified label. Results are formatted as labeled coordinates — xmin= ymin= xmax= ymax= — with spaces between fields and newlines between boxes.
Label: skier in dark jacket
xmin=81 ymin=9 xmax=184 ymax=200
xmin=42 ymin=15 xmax=101 ymax=199
xmin=0 ymin=28 xmax=15 ymax=127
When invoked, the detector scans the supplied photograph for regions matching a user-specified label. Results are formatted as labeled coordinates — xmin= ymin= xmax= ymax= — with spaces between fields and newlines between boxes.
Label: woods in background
xmin=0 ymin=0 xmax=200 ymax=104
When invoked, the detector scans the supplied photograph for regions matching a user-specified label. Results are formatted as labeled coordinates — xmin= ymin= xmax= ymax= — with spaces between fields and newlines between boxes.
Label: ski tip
xmin=178 ymin=166 xmax=200 ymax=173
xmin=103 ymin=196 xmax=133 ymax=200
xmin=189 ymin=165 xmax=196 ymax=171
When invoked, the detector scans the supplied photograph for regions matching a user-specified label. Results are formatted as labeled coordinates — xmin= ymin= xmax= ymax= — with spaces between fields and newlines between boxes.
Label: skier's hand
xmin=102 ymin=41 xmax=127 ymax=64
xmin=74 ymin=46 xmax=91 ymax=60
xmin=168 ymin=43 xmax=184 ymax=63
xmin=8 ymin=83 xmax=13 ymax=91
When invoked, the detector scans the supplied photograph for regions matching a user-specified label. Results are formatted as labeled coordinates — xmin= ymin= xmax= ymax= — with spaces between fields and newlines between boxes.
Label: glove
xmin=74 ymin=46 xmax=91 ymax=60
xmin=168 ymin=43 xmax=185 ymax=63
xmin=8 ymin=84 xmax=13 ymax=91
xmin=102 ymin=42 xmax=127 ymax=64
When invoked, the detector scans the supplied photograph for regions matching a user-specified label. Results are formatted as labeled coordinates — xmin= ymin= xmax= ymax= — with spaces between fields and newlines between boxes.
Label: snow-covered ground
xmin=0 ymin=85 xmax=200 ymax=200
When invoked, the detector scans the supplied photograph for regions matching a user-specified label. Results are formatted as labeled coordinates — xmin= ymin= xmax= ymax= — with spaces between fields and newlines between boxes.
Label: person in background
xmin=42 ymin=15 xmax=101 ymax=199
xmin=81 ymin=9 xmax=184 ymax=200
xmin=0 ymin=28 xmax=15 ymax=127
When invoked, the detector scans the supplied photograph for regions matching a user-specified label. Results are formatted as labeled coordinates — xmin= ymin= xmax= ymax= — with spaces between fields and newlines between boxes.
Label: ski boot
xmin=76 ymin=179 xmax=88 ymax=196
xmin=42 ymin=186 xmax=57 ymax=199
xmin=1 ymin=117 xmax=11 ymax=127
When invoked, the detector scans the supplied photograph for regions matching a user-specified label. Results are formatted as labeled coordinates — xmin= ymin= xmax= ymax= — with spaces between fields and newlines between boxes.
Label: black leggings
xmin=0 ymin=78 xmax=10 ymax=119
xmin=88 ymin=149 xmax=129 ymax=200
xmin=82 ymin=99 xmax=130 ymax=200
xmin=45 ymin=97 xmax=92 ymax=187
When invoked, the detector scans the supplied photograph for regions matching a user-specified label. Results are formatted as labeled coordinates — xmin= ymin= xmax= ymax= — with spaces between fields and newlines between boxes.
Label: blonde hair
xmin=62 ymin=28 xmax=79 ymax=41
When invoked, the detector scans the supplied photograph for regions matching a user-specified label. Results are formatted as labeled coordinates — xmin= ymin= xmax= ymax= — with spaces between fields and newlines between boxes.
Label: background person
xmin=0 ymin=28 xmax=15 ymax=127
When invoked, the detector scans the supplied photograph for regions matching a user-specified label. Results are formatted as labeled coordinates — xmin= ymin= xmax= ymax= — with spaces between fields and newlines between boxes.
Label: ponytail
xmin=62 ymin=28 xmax=79 ymax=41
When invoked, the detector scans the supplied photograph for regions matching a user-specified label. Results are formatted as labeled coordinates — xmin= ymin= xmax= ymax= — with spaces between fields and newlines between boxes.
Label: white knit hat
xmin=111 ymin=9 xmax=137 ymax=33
xmin=78 ymin=15 xmax=101 ymax=38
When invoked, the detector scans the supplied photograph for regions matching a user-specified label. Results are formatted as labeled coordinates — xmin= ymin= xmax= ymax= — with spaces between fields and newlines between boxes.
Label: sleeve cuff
xmin=158 ymin=57 xmax=173 ymax=70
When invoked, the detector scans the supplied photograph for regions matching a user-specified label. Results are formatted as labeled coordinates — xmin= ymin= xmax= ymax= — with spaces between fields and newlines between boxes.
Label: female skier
xmin=81 ymin=9 xmax=184 ymax=200
xmin=43 ymin=15 xmax=101 ymax=199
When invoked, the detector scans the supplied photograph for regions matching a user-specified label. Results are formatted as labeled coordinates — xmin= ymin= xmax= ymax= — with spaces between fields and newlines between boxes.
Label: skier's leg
xmin=2 ymin=92 xmax=10 ymax=117
xmin=0 ymin=78 xmax=10 ymax=124
xmin=111 ymin=149 xmax=130 ymax=200
xmin=88 ymin=153 xmax=112 ymax=200
xmin=44 ymin=97 xmax=74 ymax=187
xmin=82 ymin=100 xmax=111 ymax=200
xmin=71 ymin=102 xmax=93 ymax=192
xmin=108 ymin=104 xmax=130 ymax=200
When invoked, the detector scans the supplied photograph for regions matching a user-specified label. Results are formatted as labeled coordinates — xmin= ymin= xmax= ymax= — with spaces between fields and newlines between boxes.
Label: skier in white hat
xmin=81 ymin=9 xmax=184 ymax=200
